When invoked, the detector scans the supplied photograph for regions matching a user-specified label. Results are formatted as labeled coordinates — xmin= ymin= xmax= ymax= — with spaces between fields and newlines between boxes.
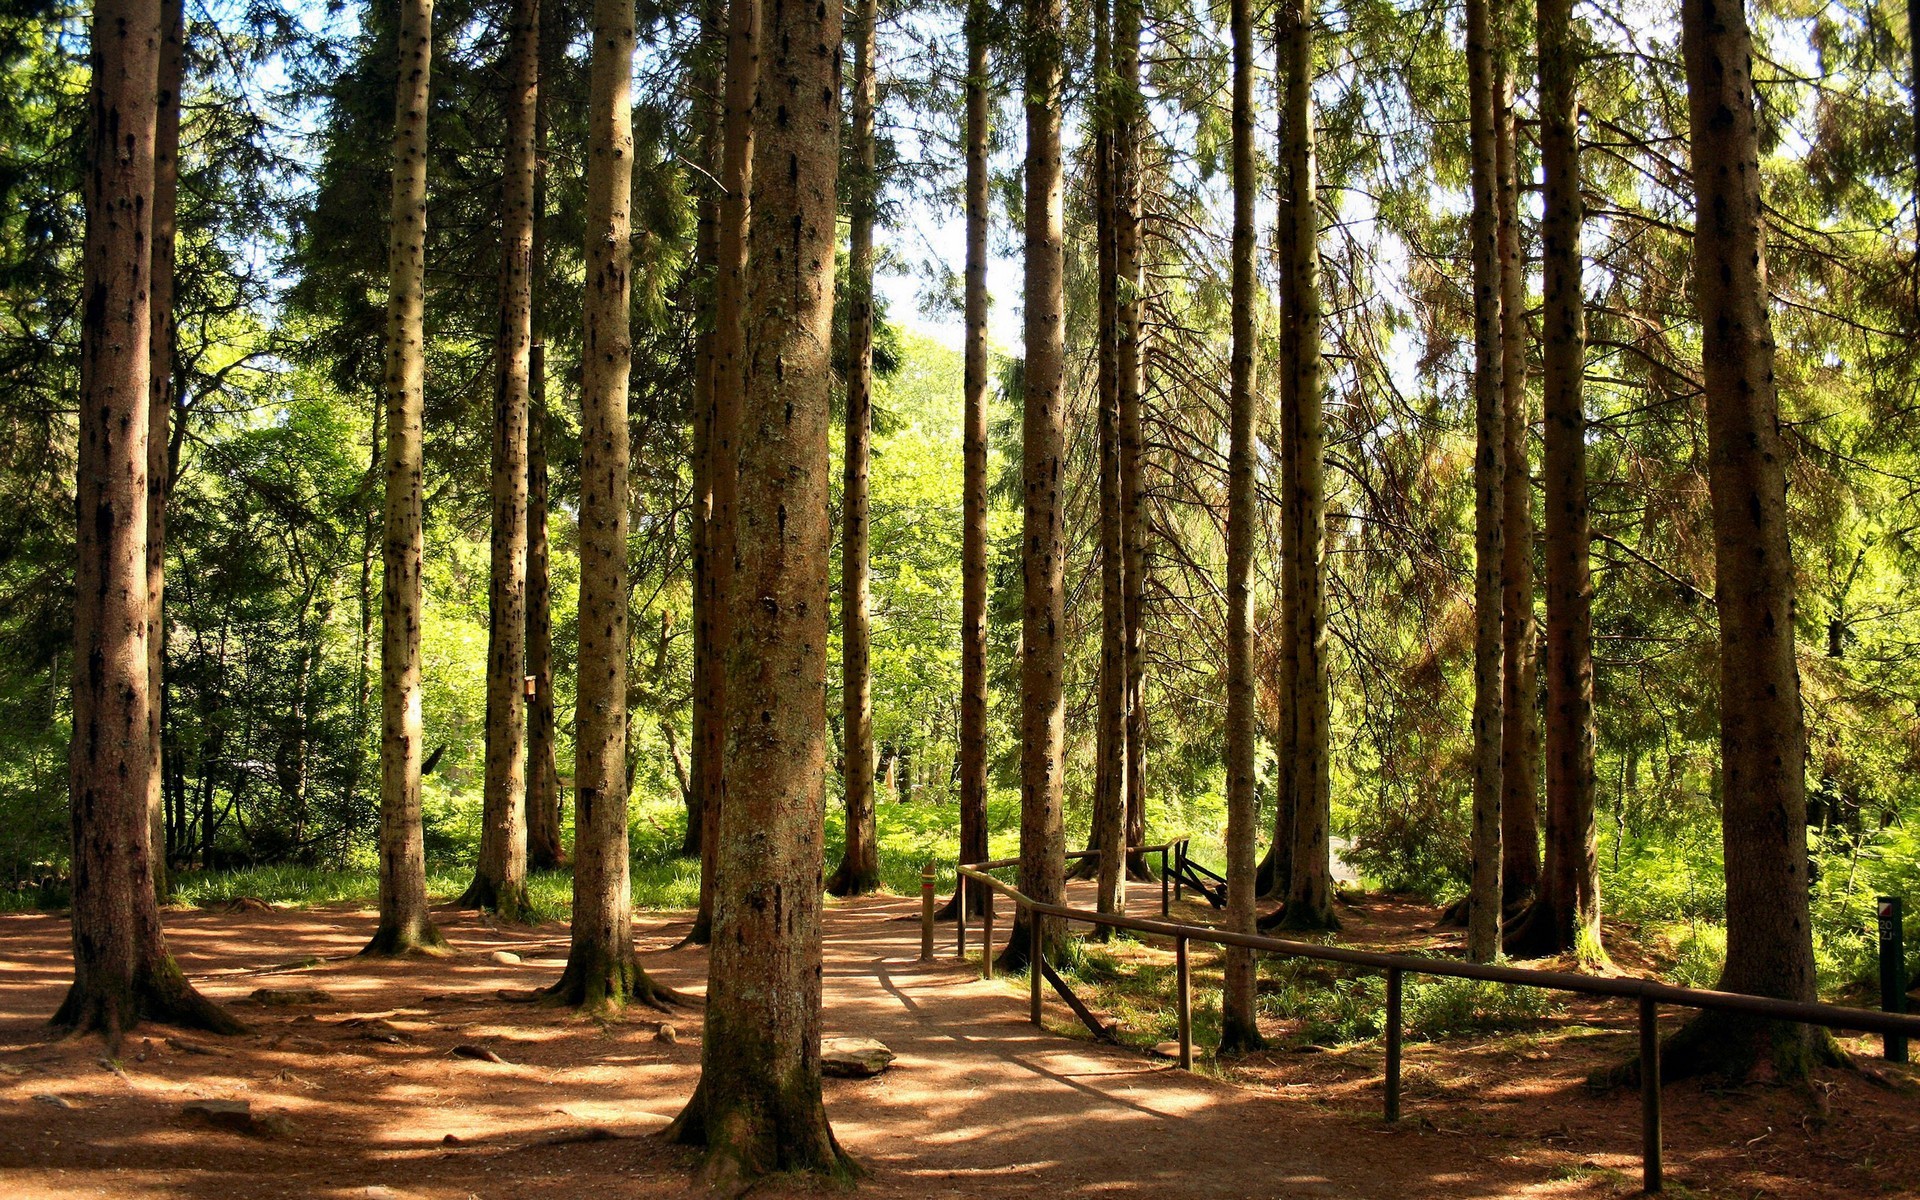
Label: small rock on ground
xmin=821 ymin=1037 xmax=894 ymax=1078
xmin=490 ymin=950 xmax=521 ymax=965
xmin=250 ymin=986 xmax=332 ymax=1006
xmin=182 ymin=1099 xmax=291 ymax=1137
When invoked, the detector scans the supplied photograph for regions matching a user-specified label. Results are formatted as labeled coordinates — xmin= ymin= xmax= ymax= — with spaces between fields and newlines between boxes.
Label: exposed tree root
xmin=823 ymin=864 xmax=882 ymax=898
xmin=52 ymin=956 xmax=246 ymax=1052
xmin=1501 ymin=895 xmax=1607 ymax=965
xmin=1592 ymin=1009 xmax=1849 ymax=1089
xmin=455 ymin=875 xmax=531 ymax=923
xmin=360 ymin=915 xmax=451 ymax=958
xmin=667 ymin=1078 xmax=860 ymax=1191
xmin=535 ymin=950 xmax=688 ymax=1015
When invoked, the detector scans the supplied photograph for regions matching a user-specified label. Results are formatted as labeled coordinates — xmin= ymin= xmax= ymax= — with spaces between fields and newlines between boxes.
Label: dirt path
xmin=2 ymin=888 xmax=1909 ymax=1198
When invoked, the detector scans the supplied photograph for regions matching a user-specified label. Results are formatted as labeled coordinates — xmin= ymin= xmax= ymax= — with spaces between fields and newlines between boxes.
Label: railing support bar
xmin=1029 ymin=908 xmax=1043 ymax=1026
xmin=1385 ymin=966 xmax=1403 ymax=1124
xmin=982 ymin=893 xmax=995 ymax=980
xmin=1640 ymin=994 xmax=1662 ymax=1194
xmin=1176 ymin=934 xmax=1192 ymax=1070
xmin=955 ymin=873 xmax=967 ymax=961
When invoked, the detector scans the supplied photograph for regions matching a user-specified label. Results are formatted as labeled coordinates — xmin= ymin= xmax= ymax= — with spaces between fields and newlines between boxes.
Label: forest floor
xmin=0 ymin=885 xmax=1916 ymax=1199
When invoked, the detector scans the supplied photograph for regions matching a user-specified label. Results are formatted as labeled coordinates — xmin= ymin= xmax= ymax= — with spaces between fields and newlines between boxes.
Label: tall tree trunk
xmin=1507 ymin=0 xmax=1600 ymax=964
xmin=540 ymin=0 xmax=672 ymax=1009
xmin=1219 ymin=0 xmax=1265 ymax=1053
xmin=1668 ymin=0 xmax=1827 ymax=1080
xmin=1464 ymin=0 xmax=1506 ymax=964
xmin=666 ymin=0 xmax=850 ymax=1177
xmin=1279 ymin=0 xmax=1336 ymax=932
xmin=1086 ymin=0 xmax=1127 ymax=925
xmin=57 ymin=0 xmax=238 ymax=1043
xmin=145 ymin=0 xmax=183 ymax=902
xmin=1116 ymin=0 xmax=1152 ymax=883
xmin=941 ymin=0 xmax=992 ymax=919
xmin=998 ymin=0 xmax=1069 ymax=974
xmin=462 ymin=0 xmax=539 ymax=920
xmin=688 ymin=0 xmax=758 ymax=947
xmin=365 ymin=0 xmax=448 ymax=957
xmin=1259 ymin=0 xmax=1299 ymax=904
xmin=1495 ymin=1 xmax=1540 ymax=911
xmin=685 ymin=0 xmax=721 ymax=866
xmin=827 ymin=0 xmax=880 ymax=898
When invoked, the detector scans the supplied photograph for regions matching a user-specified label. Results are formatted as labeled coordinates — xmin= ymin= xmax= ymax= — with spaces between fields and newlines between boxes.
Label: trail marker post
xmin=1879 ymin=896 xmax=1908 ymax=1063
xmin=921 ymin=862 xmax=936 ymax=961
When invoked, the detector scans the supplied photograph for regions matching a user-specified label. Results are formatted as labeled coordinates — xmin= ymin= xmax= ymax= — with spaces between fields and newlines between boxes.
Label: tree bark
xmin=58 ymin=0 xmax=239 ymax=1044
xmin=540 ymin=0 xmax=673 ymax=1009
xmin=526 ymin=348 xmax=564 ymax=868
xmin=1668 ymin=0 xmax=1828 ymax=1080
xmin=940 ymin=0 xmax=992 ymax=920
xmin=1464 ymin=0 xmax=1506 ymax=964
xmin=145 ymin=0 xmax=183 ymax=902
xmin=1116 ymin=0 xmax=1151 ymax=882
xmin=1507 ymin=0 xmax=1601 ymax=964
xmin=1219 ymin=0 xmax=1265 ymax=1053
xmin=462 ymin=0 xmax=539 ymax=921
xmin=1495 ymin=0 xmax=1540 ymax=910
xmin=667 ymin=0 xmax=851 ymax=1178
xmin=1278 ymin=0 xmax=1336 ymax=932
xmin=365 ymin=0 xmax=448 ymax=957
xmin=685 ymin=0 xmax=721 ymax=866
xmin=688 ymin=0 xmax=758 ymax=947
xmin=1087 ymin=0 xmax=1128 ymax=926
xmin=827 ymin=0 xmax=880 ymax=898
xmin=998 ymin=0 xmax=1069 ymax=974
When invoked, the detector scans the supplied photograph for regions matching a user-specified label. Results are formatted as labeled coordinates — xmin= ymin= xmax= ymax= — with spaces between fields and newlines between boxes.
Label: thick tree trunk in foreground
xmin=366 ymin=0 xmax=448 ymax=957
xmin=462 ymin=0 xmax=539 ymax=921
xmin=58 ymin=0 xmax=240 ymax=1045
xmin=998 ymin=0 xmax=1069 ymax=974
xmin=541 ymin=0 xmax=673 ymax=1009
xmin=667 ymin=0 xmax=850 ymax=1179
xmin=1464 ymin=0 xmax=1506 ymax=964
xmin=1278 ymin=0 xmax=1336 ymax=932
xmin=1219 ymin=0 xmax=1265 ymax=1054
xmin=1495 ymin=10 xmax=1540 ymax=911
xmin=145 ymin=0 xmax=183 ymax=901
xmin=941 ymin=0 xmax=992 ymax=920
xmin=1669 ymin=0 xmax=1827 ymax=1080
xmin=828 ymin=0 xmax=880 ymax=898
xmin=1086 ymin=0 xmax=1127 ymax=925
xmin=1116 ymin=0 xmax=1150 ymax=882
xmin=688 ymin=0 xmax=757 ymax=947
xmin=1507 ymin=0 xmax=1600 ymax=963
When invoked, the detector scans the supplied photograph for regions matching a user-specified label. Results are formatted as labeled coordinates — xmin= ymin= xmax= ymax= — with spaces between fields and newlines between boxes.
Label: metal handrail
xmin=949 ymin=857 xmax=1920 ymax=1195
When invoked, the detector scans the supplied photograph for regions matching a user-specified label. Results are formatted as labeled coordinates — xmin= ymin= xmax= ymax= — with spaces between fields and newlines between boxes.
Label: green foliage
xmin=1257 ymin=959 xmax=1558 ymax=1045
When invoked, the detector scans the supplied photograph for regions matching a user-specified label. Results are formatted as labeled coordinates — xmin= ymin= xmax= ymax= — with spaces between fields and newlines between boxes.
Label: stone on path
xmin=489 ymin=950 xmax=521 ymax=965
xmin=822 ymin=1036 xmax=894 ymax=1078
xmin=250 ymin=986 xmax=332 ymax=1006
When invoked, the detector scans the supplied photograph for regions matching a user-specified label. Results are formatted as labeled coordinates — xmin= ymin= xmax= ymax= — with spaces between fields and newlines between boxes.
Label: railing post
xmin=1160 ymin=846 xmax=1170 ymax=916
xmin=1174 ymin=841 xmax=1185 ymax=903
xmin=1176 ymin=934 xmax=1192 ymax=1070
xmin=1029 ymin=908 xmax=1043 ymax=1026
xmin=955 ymin=874 xmax=967 ymax=960
xmin=982 ymin=892 xmax=995 ymax=979
xmin=1384 ymin=967 xmax=1402 ymax=1123
xmin=1879 ymin=896 xmax=1909 ymax=1063
xmin=921 ymin=862 xmax=936 ymax=961
xmin=1640 ymin=994 xmax=1662 ymax=1194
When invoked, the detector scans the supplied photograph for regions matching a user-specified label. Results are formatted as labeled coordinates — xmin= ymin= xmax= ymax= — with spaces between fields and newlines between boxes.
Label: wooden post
xmin=1174 ymin=841 xmax=1185 ymax=902
xmin=1385 ymin=967 xmax=1403 ymax=1123
xmin=1160 ymin=846 xmax=1170 ymax=916
xmin=1176 ymin=934 xmax=1192 ymax=1069
xmin=1029 ymin=907 xmax=1043 ymax=1025
xmin=921 ymin=862 xmax=936 ymax=961
xmin=955 ymin=873 xmax=967 ymax=960
xmin=1640 ymin=994 xmax=1662 ymax=1193
xmin=982 ymin=891 xmax=995 ymax=979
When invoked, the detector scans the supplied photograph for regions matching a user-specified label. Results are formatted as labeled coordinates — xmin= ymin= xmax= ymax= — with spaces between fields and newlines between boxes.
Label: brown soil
xmin=1 ymin=886 xmax=1915 ymax=1199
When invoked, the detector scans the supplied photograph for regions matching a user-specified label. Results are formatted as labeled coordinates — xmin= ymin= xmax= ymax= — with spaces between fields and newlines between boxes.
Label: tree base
xmin=537 ymin=947 xmax=687 ymax=1015
xmin=360 ymin=914 xmax=451 ymax=958
xmin=1218 ymin=1014 xmax=1267 ymax=1056
xmin=1593 ymin=1008 xmax=1848 ymax=1089
xmin=455 ymin=875 xmax=532 ymax=922
xmin=1125 ymin=851 xmax=1158 ymax=883
xmin=53 ymin=954 xmax=246 ymax=1051
xmin=823 ymin=862 xmax=882 ymax=898
xmin=933 ymin=887 xmax=990 ymax=922
xmin=667 ymin=1077 xmax=860 ymax=1188
xmin=1260 ymin=902 xmax=1341 ymax=933
xmin=1502 ymin=896 xmax=1607 ymax=966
